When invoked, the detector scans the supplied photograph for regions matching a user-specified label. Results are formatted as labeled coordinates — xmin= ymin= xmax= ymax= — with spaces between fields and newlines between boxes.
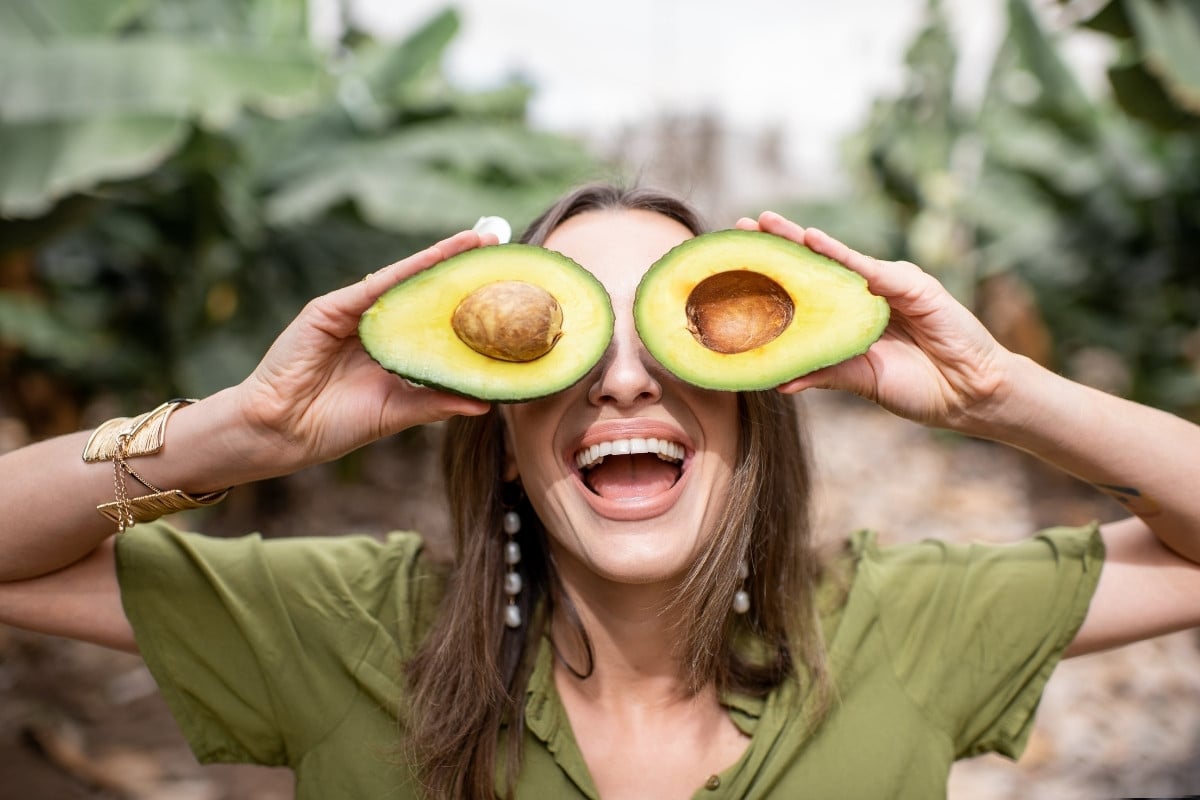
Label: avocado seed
xmin=685 ymin=270 xmax=794 ymax=354
xmin=452 ymin=280 xmax=564 ymax=362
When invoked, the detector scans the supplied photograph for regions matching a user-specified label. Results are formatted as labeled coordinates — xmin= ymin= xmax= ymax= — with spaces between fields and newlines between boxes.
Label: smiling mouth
xmin=574 ymin=438 xmax=686 ymax=500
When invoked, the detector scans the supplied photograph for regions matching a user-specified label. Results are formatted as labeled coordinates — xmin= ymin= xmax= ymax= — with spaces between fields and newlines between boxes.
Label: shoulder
xmin=818 ymin=523 xmax=1105 ymax=685
xmin=117 ymin=523 xmax=449 ymax=652
xmin=845 ymin=523 xmax=1104 ymax=595
xmin=817 ymin=525 xmax=1104 ymax=758
xmin=118 ymin=522 xmax=443 ymax=585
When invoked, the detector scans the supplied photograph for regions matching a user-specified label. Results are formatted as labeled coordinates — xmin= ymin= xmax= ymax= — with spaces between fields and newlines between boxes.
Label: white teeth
xmin=574 ymin=438 xmax=686 ymax=470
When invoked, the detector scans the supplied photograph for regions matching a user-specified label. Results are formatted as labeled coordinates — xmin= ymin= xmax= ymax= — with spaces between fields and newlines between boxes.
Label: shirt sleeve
xmin=115 ymin=522 xmax=445 ymax=767
xmin=855 ymin=523 xmax=1105 ymax=760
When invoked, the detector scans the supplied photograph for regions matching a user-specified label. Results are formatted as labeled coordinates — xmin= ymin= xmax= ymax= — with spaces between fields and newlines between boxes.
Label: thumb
xmin=776 ymin=354 xmax=876 ymax=399
xmin=382 ymin=384 xmax=492 ymax=432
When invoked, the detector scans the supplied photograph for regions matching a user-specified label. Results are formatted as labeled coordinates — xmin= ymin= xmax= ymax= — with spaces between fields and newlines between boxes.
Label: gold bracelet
xmin=95 ymin=488 xmax=230 ymax=528
xmin=83 ymin=399 xmax=230 ymax=531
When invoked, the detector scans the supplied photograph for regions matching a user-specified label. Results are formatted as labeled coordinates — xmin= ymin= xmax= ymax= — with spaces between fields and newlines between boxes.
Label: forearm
xmin=0 ymin=387 xmax=284 ymax=582
xmin=968 ymin=354 xmax=1200 ymax=559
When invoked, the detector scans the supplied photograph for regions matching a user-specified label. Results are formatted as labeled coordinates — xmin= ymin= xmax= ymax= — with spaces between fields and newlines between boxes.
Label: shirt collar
xmin=523 ymin=636 xmax=601 ymax=799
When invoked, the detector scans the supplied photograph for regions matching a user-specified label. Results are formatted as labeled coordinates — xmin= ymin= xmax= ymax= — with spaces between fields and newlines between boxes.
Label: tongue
xmin=585 ymin=454 xmax=679 ymax=500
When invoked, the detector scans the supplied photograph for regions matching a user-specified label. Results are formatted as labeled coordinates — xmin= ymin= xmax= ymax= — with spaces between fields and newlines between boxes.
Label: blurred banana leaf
xmin=262 ymin=121 xmax=593 ymax=231
xmin=1067 ymin=0 xmax=1200 ymax=130
xmin=0 ymin=116 xmax=191 ymax=219
xmin=0 ymin=1 xmax=596 ymax=431
xmin=0 ymin=0 xmax=324 ymax=219
xmin=0 ymin=0 xmax=147 ymax=40
xmin=0 ymin=41 xmax=322 ymax=124
xmin=1124 ymin=0 xmax=1200 ymax=114
xmin=0 ymin=292 xmax=97 ymax=367
xmin=784 ymin=0 xmax=1200 ymax=418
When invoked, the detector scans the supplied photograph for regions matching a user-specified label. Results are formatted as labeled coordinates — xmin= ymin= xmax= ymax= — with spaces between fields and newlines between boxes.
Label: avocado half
xmin=633 ymin=230 xmax=889 ymax=390
xmin=359 ymin=244 xmax=614 ymax=402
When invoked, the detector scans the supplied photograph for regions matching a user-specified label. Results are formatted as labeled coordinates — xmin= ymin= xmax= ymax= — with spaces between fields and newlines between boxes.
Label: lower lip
xmin=571 ymin=461 xmax=690 ymax=521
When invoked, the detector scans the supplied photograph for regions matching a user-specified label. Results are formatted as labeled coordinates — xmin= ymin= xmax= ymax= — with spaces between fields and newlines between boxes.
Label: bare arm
xmin=966 ymin=356 xmax=1200 ymax=656
xmin=738 ymin=212 xmax=1200 ymax=656
xmin=0 ymin=539 xmax=133 ymax=650
xmin=0 ymin=231 xmax=493 ymax=650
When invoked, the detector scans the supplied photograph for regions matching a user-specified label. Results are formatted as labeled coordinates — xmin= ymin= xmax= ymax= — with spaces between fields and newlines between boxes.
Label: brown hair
xmin=405 ymin=184 xmax=830 ymax=799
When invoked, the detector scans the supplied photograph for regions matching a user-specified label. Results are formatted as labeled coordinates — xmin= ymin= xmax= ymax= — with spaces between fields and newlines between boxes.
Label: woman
xmin=2 ymin=184 xmax=1199 ymax=799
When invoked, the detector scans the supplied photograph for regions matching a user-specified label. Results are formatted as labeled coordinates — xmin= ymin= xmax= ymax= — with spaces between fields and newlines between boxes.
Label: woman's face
xmin=502 ymin=209 xmax=739 ymax=590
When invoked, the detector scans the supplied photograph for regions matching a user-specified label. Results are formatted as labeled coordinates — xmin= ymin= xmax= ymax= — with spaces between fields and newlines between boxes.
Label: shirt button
xmin=705 ymin=774 xmax=721 ymax=790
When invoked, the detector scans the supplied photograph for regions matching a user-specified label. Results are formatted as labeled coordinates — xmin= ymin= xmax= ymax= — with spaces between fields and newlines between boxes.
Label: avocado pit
xmin=451 ymin=280 xmax=564 ymax=362
xmin=685 ymin=270 xmax=794 ymax=355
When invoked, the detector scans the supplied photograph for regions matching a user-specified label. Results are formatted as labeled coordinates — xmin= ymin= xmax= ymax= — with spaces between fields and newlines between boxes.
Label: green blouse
xmin=115 ymin=522 xmax=1103 ymax=799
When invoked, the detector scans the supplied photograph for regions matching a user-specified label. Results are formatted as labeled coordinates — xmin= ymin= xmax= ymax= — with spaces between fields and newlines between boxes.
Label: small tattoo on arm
xmin=1094 ymin=483 xmax=1162 ymax=517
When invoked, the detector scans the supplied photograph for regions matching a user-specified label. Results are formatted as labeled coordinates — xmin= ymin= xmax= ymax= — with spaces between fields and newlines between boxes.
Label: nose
xmin=587 ymin=318 xmax=662 ymax=408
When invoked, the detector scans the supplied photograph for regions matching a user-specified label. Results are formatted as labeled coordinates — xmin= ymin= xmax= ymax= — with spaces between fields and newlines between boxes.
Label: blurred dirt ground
xmin=3 ymin=391 xmax=1199 ymax=799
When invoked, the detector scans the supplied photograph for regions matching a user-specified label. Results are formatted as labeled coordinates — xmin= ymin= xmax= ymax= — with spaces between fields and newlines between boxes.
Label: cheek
xmin=500 ymin=400 xmax=561 ymax=486
xmin=696 ymin=394 xmax=741 ymax=461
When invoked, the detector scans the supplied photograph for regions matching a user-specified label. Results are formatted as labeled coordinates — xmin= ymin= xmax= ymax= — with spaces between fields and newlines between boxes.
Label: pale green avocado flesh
xmin=634 ymin=229 xmax=890 ymax=391
xmin=359 ymin=244 xmax=615 ymax=402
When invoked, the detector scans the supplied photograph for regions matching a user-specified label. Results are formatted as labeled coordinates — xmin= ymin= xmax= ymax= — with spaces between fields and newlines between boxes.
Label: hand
xmin=736 ymin=212 xmax=1016 ymax=432
xmin=234 ymin=230 xmax=493 ymax=471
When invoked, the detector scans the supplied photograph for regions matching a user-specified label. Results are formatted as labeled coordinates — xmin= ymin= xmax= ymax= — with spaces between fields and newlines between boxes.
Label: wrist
xmin=83 ymin=399 xmax=230 ymax=530
xmin=959 ymin=353 xmax=1100 ymax=458
xmin=133 ymin=387 xmax=287 ymax=493
xmin=952 ymin=352 xmax=1062 ymax=445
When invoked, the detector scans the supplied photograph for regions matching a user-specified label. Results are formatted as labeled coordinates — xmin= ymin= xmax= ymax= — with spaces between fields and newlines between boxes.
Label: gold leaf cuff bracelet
xmin=83 ymin=399 xmax=229 ymax=531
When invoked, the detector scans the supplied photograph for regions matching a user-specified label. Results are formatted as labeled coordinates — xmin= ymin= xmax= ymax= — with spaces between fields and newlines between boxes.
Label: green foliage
xmin=0 ymin=1 xmax=596 ymax=419
xmin=1107 ymin=0 xmax=1200 ymax=123
xmin=785 ymin=0 xmax=1200 ymax=418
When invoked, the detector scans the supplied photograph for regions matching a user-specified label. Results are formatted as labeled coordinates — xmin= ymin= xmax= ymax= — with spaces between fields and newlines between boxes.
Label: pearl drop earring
xmin=503 ymin=510 xmax=523 ymax=628
xmin=733 ymin=560 xmax=750 ymax=615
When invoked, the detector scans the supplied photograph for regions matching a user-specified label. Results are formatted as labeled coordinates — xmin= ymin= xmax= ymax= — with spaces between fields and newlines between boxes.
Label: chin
xmin=557 ymin=519 xmax=709 ymax=589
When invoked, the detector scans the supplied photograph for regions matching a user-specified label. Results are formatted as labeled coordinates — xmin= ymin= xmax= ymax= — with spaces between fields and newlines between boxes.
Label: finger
xmin=775 ymin=354 xmax=875 ymax=398
xmin=754 ymin=210 xmax=807 ymax=244
xmin=319 ymin=230 xmax=490 ymax=325
xmin=359 ymin=230 xmax=486 ymax=303
xmin=412 ymin=393 xmax=493 ymax=423
xmin=733 ymin=217 xmax=760 ymax=231
xmin=385 ymin=385 xmax=492 ymax=429
xmin=292 ymin=230 xmax=489 ymax=340
xmin=802 ymin=227 xmax=885 ymax=281
xmin=753 ymin=214 xmax=931 ymax=309
xmin=803 ymin=227 xmax=928 ymax=300
xmin=776 ymin=365 xmax=838 ymax=395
